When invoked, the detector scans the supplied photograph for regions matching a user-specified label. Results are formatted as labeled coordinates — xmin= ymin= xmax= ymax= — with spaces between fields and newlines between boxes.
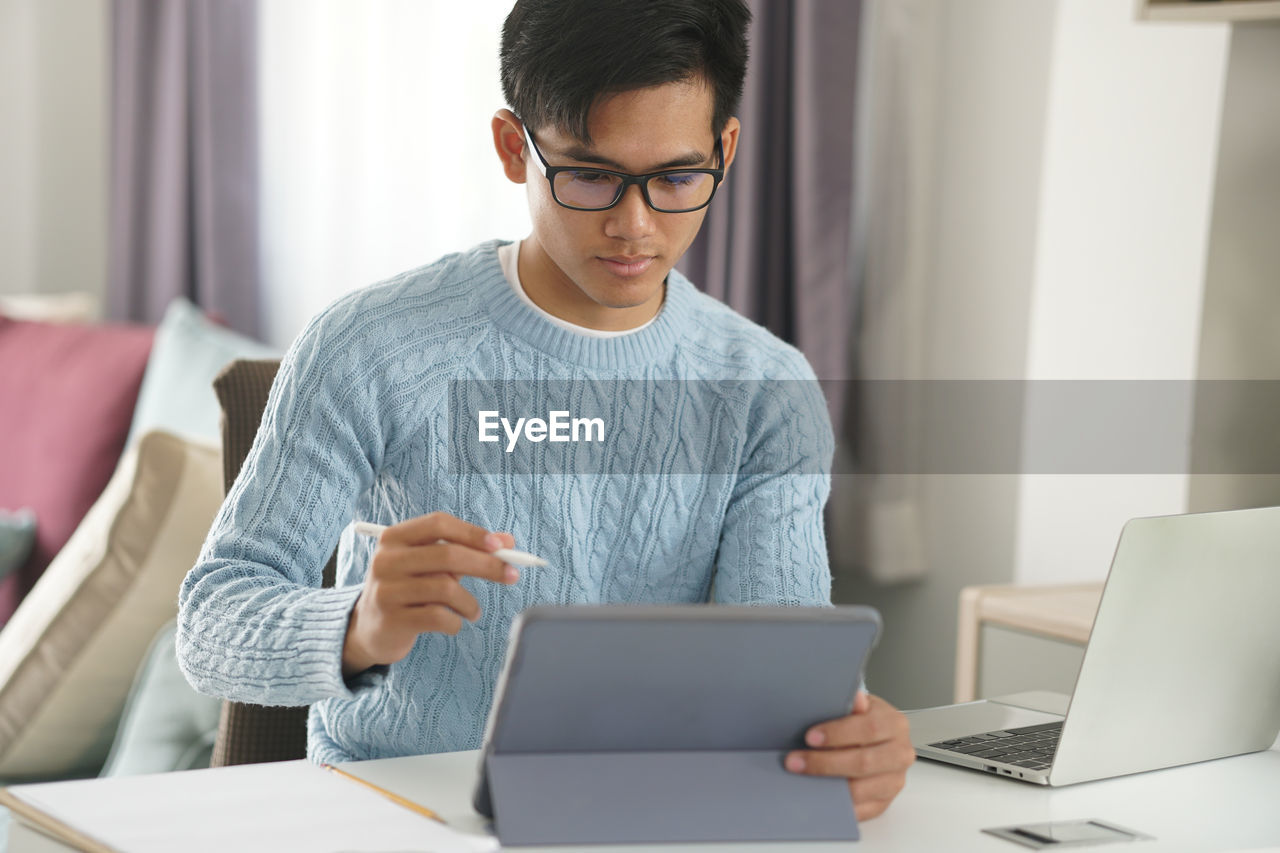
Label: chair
xmin=208 ymin=358 xmax=337 ymax=765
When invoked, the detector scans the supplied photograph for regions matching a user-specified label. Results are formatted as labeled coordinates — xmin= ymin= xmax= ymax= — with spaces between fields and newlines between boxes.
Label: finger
xmin=402 ymin=603 xmax=466 ymax=636
xmin=376 ymin=542 xmax=518 ymax=584
xmin=848 ymin=768 xmax=908 ymax=806
xmin=855 ymin=797 xmax=893 ymax=822
xmin=785 ymin=740 xmax=916 ymax=779
xmin=853 ymin=690 xmax=871 ymax=714
xmin=806 ymin=695 xmax=909 ymax=748
xmin=382 ymin=511 xmax=496 ymax=551
xmin=384 ymin=574 xmax=482 ymax=621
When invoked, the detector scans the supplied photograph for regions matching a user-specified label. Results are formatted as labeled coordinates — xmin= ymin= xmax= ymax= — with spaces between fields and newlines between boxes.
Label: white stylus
xmin=352 ymin=521 xmax=549 ymax=567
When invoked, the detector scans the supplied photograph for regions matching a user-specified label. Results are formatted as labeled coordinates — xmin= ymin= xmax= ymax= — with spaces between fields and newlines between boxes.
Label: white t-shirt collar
xmin=496 ymin=240 xmax=658 ymax=339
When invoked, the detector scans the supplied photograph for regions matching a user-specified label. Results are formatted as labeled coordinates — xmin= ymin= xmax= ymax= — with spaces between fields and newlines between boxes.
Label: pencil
xmin=320 ymin=762 xmax=447 ymax=824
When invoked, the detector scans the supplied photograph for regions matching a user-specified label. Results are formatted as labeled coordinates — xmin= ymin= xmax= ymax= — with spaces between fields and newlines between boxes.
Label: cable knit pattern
xmin=177 ymin=240 xmax=835 ymax=764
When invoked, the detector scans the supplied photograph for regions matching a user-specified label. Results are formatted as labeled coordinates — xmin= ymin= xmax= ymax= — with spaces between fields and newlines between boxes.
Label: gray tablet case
xmin=472 ymin=605 xmax=881 ymax=846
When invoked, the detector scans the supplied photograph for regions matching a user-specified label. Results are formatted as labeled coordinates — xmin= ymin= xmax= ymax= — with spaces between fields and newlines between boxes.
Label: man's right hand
xmin=341 ymin=512 xmax=520 ymax=677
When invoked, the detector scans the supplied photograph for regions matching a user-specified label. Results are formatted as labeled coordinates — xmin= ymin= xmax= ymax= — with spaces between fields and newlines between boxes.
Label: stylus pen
xmin=353 ymin=520 xmax=549 ymax=567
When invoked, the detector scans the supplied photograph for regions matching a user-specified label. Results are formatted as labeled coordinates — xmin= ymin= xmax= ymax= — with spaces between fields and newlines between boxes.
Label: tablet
xmin=472 ymin=604 xmax=881 ymax=844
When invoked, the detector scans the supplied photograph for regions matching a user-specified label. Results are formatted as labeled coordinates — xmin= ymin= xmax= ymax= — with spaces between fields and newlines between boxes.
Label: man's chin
xmin=586 ymin=279 xmax=666 ymax=312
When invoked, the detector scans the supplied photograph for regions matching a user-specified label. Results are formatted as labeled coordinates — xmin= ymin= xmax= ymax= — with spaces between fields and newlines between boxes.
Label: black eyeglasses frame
xmin=522 ymin=124 xmax=725 ymax=214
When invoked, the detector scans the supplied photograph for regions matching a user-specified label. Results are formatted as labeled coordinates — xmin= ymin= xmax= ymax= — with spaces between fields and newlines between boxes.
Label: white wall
xmin=0 ymin=0 xmax=37 ymax=293
xmin=1013 ymin=1 xmax=1229 ymax=585
xmin=0 ymin=0 xmax=108 ymax=309
xmin=256 ymin=0 xmax=532 ymax=349
xmin=835 ymin=0 xmax=1060 ymax=711
xmin=1187 ymin=21 xmax=1280 ymax=512
xmin=842 ymin=0 xmax=1238 ymax=709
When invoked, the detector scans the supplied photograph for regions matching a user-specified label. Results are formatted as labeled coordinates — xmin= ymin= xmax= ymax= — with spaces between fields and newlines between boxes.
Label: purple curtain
xmin=108 ymin=0 xmax=261 ymax=337
xmin=680 ymin=0 xmax=860 ymax=419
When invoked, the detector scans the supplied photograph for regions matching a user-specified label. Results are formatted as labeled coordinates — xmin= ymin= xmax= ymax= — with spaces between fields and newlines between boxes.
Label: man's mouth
xmin=598 ymin=255 xmax=656 ymax=278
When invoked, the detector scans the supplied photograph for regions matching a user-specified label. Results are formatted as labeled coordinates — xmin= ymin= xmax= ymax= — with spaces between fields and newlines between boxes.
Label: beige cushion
xmin=0 ymin=431 xmax=222 ymax=780
xmin=0 ymin=292 xmax=98 ymax=323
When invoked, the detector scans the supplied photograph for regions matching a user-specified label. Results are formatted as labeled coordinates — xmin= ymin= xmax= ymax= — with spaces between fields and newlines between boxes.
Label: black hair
xmin=500 ymin=0 xmax=751 ymax=141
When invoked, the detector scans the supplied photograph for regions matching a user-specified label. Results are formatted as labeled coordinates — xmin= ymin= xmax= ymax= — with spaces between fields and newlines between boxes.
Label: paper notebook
xmin=0 ymin=759 xmax=497 ymax=853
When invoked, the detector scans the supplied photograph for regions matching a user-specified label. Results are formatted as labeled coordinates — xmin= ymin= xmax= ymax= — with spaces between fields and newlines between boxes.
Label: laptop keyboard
xmin=927 ymin=721 xmax=1062 ymax=771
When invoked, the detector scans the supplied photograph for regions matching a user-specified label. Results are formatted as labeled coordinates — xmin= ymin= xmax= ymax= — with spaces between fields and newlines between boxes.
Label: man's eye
xmin=567 ymin=171 xmax=613 ymax=184
xmin=656 ymin=173 xmax=698 ymax=188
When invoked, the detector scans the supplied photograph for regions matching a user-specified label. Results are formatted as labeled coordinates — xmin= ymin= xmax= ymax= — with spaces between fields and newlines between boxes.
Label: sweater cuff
xmin=180 ymin=583 xmax=373 ymax=708
xmin=300 ymin=585 xmax=370 ymax=701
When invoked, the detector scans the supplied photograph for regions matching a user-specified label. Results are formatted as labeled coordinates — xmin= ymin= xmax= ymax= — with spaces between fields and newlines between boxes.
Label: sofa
xmin=0 ymin=296 xmax=277 ymax=785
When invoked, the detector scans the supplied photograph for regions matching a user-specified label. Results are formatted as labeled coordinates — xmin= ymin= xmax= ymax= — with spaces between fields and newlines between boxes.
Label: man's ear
xmin=492 ymin=109 xmax=528 ymax=185
xmin=719 ymin=116 xmax=742 ymax=175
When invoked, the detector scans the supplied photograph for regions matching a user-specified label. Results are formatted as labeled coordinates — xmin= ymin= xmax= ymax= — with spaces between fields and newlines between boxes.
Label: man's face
xmin=496 ymin=80 xmax=739 ymax=330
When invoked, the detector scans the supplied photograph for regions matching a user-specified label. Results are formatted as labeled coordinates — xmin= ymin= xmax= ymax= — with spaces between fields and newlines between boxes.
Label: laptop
xmin=907 ymin=505 xmax=1280 ymax=786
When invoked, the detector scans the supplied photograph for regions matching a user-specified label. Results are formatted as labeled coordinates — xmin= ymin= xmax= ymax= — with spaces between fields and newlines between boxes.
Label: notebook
xmin=0 ymin=759 xmax=496 ymax=853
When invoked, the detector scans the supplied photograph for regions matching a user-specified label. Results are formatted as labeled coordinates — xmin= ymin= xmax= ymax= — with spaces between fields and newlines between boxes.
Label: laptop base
xmin=907 ymin=692 xmax=1069 ymax=785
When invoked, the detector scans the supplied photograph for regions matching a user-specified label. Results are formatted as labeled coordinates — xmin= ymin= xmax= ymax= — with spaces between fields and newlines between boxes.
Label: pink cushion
xmin=0 ymin=317 xmax=154 ymax=624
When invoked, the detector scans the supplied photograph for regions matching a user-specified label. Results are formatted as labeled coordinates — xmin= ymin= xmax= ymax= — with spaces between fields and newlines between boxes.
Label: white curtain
xmin=257 ymin=0 xmax=531 ymax=348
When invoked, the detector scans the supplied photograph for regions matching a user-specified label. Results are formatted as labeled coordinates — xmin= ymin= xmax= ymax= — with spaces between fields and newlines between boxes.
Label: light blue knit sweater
xmin=177 ymin=241 xmax=835 ymax=764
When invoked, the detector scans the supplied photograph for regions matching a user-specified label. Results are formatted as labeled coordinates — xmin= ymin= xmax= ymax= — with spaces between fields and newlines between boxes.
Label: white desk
xmin=9 ymin=737 xmax=1280 ymax=852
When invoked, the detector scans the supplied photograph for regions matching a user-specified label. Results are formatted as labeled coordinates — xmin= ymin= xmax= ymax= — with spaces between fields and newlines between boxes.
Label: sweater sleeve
xmin=712 ymin=372 xmax=835 ymax=607
xmin=176 ymin=301 xmax=389 ymax=706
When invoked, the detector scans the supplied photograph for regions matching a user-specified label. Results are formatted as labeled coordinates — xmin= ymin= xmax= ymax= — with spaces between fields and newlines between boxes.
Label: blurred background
xmin=2 ymin=0 xmax=1278 ymax=716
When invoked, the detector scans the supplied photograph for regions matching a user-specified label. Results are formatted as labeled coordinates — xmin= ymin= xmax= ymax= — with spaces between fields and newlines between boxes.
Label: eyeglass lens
xmin=553 ymin=170 xmax=716 ymax=212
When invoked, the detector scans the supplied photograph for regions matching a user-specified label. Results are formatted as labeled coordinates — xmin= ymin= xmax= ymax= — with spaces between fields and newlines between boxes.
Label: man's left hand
xmin=785 ymin=692 xmax=915 ymax=821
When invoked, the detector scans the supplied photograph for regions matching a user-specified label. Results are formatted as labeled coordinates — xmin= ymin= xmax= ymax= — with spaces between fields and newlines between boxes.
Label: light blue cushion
xmin=0 ymin=510 xmax=36 ymax=583
xmin=126 ymin=299 xmax=278 ymax=446
xmin=99 ymin=620 xmax=222 ymax=777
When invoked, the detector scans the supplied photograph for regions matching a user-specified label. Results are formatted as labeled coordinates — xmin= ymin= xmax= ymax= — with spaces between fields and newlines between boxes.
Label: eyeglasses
xmin=523 ymin=125 xmax=725 ymax=213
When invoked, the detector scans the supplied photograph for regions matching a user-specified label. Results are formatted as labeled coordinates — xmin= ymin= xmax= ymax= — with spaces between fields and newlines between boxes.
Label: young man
xmin=178 ymin=0 xmax=913 ymax=822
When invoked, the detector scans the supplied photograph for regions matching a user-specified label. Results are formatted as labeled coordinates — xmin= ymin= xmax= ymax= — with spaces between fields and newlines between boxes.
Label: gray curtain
xmin=680 ymin=0 xmax=860 ymax=401
xmin=108 ymin=0 xmax=260 ymax=338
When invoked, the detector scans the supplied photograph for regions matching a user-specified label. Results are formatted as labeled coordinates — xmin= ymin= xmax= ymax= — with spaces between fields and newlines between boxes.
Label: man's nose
xmin=604 ymin=183 xmax=654 ymax=240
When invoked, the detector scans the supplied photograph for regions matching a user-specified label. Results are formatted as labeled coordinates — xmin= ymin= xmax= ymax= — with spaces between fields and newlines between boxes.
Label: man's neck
xmin=516 ymin=239 xmax=664 ymax=332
